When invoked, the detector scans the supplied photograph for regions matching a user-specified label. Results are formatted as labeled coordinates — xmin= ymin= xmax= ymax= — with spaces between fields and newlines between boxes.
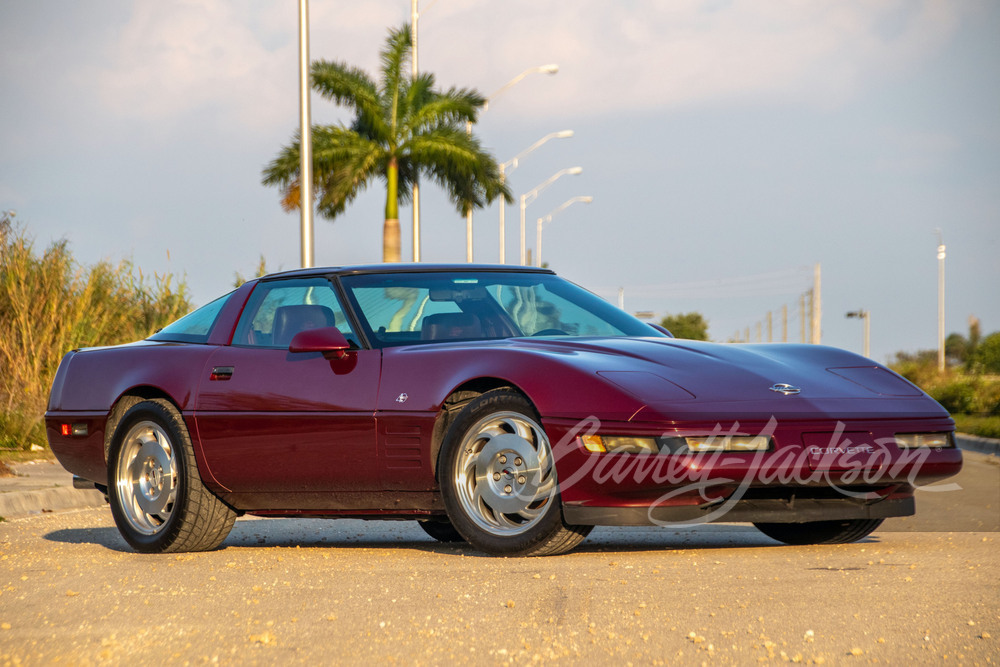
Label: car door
xmin=193 ymin=277 xmax=381 ymax=493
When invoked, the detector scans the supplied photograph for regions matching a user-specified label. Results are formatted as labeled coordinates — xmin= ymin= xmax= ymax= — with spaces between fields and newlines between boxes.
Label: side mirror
xmin=288 ymin=326 xmax=351 ymax=358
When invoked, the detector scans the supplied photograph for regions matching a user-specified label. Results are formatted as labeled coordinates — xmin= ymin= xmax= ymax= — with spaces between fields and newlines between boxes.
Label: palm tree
xmin=263 ymin=23 xmax=511 ymax=262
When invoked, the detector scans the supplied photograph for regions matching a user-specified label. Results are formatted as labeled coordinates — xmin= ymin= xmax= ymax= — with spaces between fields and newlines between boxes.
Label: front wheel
xmin=108 ymin=399 xmax=236 ymax=553
xmin=439 ymin=388 xmax=591 ymax=556
xmin=753 ymin=518 xmax=884 ymax=545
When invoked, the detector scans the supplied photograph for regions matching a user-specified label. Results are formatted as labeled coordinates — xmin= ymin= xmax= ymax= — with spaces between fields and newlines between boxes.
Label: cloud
xmin=421 ymin=0 xmax=965 ymax=117
xmin=94 ymin=1 xmax=296 ymax=130
xmin=90 ymin=0 xmax=967 ymax=132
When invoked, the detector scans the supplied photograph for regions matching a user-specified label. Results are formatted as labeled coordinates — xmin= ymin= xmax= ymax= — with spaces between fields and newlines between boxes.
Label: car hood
xmin=494 ymin=336 xmax=946 ymax=420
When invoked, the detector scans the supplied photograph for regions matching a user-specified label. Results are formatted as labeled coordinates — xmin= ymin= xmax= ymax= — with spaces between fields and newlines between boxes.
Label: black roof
xmin=260 ymin=263 xmax=556 ymax=281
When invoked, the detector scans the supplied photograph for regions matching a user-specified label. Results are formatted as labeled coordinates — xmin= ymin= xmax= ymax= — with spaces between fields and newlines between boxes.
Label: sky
xmin=2 ymin=0 xmax=997 ymax=363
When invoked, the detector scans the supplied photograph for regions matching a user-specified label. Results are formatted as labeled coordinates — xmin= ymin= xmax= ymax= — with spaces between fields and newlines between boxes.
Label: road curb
xmin=0 ymin=460 xmax=105 ymax=519
xmin=956 ymin=432 xmax=1000 ymax=457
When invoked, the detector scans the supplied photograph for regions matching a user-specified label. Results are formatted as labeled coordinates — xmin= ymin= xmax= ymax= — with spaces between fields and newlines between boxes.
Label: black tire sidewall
xmin=439 ymin=389 xmax=565 ymax=556
xmin=108 ymin=400 xmax=191 ymax=553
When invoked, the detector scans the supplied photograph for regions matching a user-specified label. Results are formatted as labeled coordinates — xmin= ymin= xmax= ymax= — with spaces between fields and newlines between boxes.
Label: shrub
xmin=952 ymin=415 xmax=1000 ymax=440
xmin=0 ymin=215 xmax=191 ymax=451
xmin=929 ymin=378 xmax=978 ymax=414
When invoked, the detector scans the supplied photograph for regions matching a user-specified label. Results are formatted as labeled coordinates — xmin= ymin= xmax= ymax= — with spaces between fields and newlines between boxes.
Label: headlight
xmin=681 ymin=435 xmax=772 ymax=452
xmin=580 ymin=434 xmax=772 ymax=454
xmin=580 ymin=435 xmax=659 ymax=454
xmin=895 ymin=432 xmax=954 ymax=449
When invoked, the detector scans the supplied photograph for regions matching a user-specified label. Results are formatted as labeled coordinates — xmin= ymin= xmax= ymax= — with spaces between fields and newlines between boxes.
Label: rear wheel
xmin=753 ymin=518 xmax=884 ymax=545
xmin=108 ymin=399 xmax=236 ymax=553
xmin=439 ymin=388 xmax=591 ymax=556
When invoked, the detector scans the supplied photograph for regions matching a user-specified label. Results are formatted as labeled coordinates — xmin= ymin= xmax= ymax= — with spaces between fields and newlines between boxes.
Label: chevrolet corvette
xmin=46 ymin=265 xmax=962 ymax=555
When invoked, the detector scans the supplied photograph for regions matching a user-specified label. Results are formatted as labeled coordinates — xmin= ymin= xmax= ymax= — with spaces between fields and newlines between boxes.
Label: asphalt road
xmin=1 ymin=452 xmax=997 ymax=665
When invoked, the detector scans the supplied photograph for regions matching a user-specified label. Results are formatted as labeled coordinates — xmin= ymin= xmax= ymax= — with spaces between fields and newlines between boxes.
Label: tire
xmin=416 ymin=519 xmax=465 ymax=543
xmin=753 ymin=518 xmax=884 ymax=545
xmin=439 ymin=388 xmax=591 ymax=556
xmin=107 ymin=399 xmax=236 ymax=553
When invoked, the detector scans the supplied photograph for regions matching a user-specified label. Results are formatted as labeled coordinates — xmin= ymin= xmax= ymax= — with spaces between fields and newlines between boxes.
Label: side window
xmin=149 ymin=292 xmax=232 ymax=344
xmin=232 ymin=279 xmax=359 ymax=348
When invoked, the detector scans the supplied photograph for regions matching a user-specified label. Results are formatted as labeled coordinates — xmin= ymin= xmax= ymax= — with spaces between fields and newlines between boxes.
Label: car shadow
xmin=43 ymin=519 xmax=883 ymax=556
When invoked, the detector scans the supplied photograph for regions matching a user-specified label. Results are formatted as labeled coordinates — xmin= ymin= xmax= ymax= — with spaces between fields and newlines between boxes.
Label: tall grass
xmin=0 ymin=215 xmax=192 ymax=451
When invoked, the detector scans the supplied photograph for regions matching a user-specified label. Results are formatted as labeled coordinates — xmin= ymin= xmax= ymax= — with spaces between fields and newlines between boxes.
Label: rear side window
xmin=149 ymin=293 xmax=232 ymax=344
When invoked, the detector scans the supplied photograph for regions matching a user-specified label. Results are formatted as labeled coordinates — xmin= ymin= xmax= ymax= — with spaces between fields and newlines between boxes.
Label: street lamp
xmin=535 ymin=196 xmax=593 ymax=267
xmin=846 ymin=309 xmax=871 ymax=358
xmin=484 ymin=64 xmax=558 ymax=111
xmin=464 ymin=65 xmax=560 ymax=263
xmin=297 ymin=0 xmax=314 ymax=268
xmin=519 ymin=167 xmax=583 ymax=265
xmin=498 ymin=130 xmax=574 ymax=263
xmin=935 ymin=229 xmax=946 ymax=372
xmin=409 ymin=0 xmax=443 ymax=262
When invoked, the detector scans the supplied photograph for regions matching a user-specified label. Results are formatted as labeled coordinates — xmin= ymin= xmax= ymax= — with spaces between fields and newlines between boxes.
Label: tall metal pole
xmin=535 ymin=195 xmax=592 ymax=267
xmin=519 ymin=167 xmax=582 ymax=265
xmin=411 ymin=0 xmax=421 ymax=262
xmin=847 ymin=310 xmax=870 ymax=358
xmin=937 ymin=231 xmax=946 ymax=371
xmin=519 ymin=194 xmax=528 ymax=265
xmin=864 ymin=311 xmax=871 ymax=359
xmin=499 ymin=129 xmax=573 ymax=264
xmin=298 ymin=0 xmax=314 ymax=268
xmin=498 ymin=163 xmax=506 ymax=263
xmin=466 ymin=121 xmax=474 ymax=262
xmin=811 ymin=263 xmax=822 ymax=344
xmin=800 ymin=293 xmax=806 ymax=343
xmin=467 ymin=67 xmax=559 ymax=263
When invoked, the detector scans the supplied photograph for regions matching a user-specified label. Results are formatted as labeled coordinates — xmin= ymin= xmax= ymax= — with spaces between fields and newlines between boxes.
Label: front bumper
xmin=543 ymin=415 xmax=962 ymax=525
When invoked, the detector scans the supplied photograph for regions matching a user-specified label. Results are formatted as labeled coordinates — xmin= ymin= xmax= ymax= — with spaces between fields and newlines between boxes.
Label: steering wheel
xmin=531 ymin=329 xmax=568 ymax=337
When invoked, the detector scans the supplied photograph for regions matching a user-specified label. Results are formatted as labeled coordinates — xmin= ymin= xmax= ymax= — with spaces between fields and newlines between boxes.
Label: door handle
xmin=209 ymin=366 xmax=234 ymax=381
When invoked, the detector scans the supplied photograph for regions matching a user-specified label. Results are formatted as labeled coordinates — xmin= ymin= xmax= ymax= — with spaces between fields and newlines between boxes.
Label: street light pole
xmin=411 ymin=0 xmax=421 ymax=262
xmin=464 ymin=65 xmax=560 ymax=263
xmin=519 ymin=167 xmax=583 ymax=265
xmin=936 ymin=230 xmax=946 ymax=372
xmin=297 ymin=0 xmax=314 ymax=268
xmin=498 ymin=130 xmax=573 ymax=264
xmin=846 ymin=309 xmax=871 ymax=358
xmin=535 ymin=196 xmax=593 ymax=267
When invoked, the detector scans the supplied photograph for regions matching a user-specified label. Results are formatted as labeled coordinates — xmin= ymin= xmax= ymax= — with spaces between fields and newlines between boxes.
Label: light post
xmin=464 ymin=65 xmax=559 ymax=262
xmin=846 ymin=309 xmax=871 ymax=358
xmin=498 ymin=130 xmax=573 ymax=263
xmin=936 ymin=229 xmax=946 ymax=372
xmin=519 ymin=167 xmax=583 ymax=265
xmin=536 ymin=196 xmax=593 ymax=267
xmin=297 ymin=0 xmax=314 ymax=268
xmin=409 ymin=0 xmax=442 ymax=262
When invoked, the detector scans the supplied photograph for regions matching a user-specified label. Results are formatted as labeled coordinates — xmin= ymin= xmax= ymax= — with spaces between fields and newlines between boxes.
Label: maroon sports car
xmin=47 ymin=265 xmax=961 ymax=555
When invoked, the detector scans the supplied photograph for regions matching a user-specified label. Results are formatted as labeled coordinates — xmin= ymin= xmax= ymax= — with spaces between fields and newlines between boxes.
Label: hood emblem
xmin=396 ymin=393 xmax=409 ymax=404
xmin=769 ymin=383 xmax=801 ymax=396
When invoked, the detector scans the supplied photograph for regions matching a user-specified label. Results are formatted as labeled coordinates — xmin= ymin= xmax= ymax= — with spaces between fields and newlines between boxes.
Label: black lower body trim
xmin=563 ymin=496 xmax=915 ymax=526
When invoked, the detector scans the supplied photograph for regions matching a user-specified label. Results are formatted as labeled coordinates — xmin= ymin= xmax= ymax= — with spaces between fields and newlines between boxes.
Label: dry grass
xmin=0 ymin=215 xmax=191 ymax=451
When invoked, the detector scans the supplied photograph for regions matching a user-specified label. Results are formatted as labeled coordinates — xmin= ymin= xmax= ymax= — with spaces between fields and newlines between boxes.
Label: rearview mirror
xmin=288 ymin=326 xmax=351 ymax=358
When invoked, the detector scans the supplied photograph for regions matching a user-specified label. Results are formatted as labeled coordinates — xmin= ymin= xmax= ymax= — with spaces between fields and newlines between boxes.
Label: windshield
xmin=340 ymin=271 xmax=663 ymax=347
